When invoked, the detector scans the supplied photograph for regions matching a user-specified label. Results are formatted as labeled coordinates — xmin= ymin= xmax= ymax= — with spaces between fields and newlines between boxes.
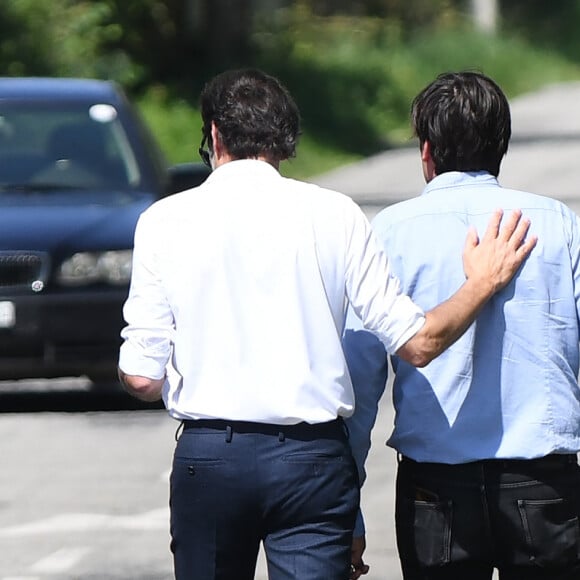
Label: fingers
xmin=496 ymin=208 xmax=523 ymax=242
xmin=480 ymin=208 xmax=532 ymax=249
xmin=516 ymin=233 xmax=538 ymax=260
xmin=462 ymin=209 xmax=536 ymax=294
xmin=350 ymin=562 xmax=370 ymax=579
xmin=464 ymin=225 xmax=479 ymax=251
xmin=507 ymin=213 xmax=532 ymax=249
xmin=481 ymin=208 xmax=504 ymax=242
xmin=350 ymin=535 xmax=368 ymax=578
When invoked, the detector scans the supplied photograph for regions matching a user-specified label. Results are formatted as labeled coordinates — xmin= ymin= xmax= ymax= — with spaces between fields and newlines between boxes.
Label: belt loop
xmin=278 ymin=431 xmax=285 ymax=442
xmin=225 ymin=425 xmax=233 ymax=443
xmin=175 ymin=420 xmax=185 ymax=442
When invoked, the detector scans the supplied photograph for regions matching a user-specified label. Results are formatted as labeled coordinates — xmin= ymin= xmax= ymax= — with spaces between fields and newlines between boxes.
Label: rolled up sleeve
xmin=118 ymin=211 xmax=174 ymax=379
xmin=344 ymin=206 xmax=425 ymax=352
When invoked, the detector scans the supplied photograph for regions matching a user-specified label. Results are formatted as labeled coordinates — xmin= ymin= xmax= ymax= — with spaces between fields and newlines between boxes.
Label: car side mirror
xmin=166 ymin=162 xmax=211 ymax=195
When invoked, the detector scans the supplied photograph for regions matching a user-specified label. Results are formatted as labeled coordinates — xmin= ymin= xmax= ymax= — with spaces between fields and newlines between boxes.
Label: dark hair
xmin=200 ymin=68 xmax=300 ymax=162
xmin=411 ymin=71 xmax=511 ymax=176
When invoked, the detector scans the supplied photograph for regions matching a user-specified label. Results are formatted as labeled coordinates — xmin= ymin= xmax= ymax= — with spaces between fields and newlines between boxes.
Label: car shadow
xmin=0 ymin=378 xmax=164 ymax=413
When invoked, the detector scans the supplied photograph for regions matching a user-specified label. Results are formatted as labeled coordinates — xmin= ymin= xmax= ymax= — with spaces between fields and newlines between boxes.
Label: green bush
xmin=139 ymin=17 xmax=580 ymax=179
xmin=137 ymin=87 xmax=204 ymax=166
xmin=0 ymin=0 xmax=142 ymax=85
xmin=254 ymin=10 xmax=580 ymax=152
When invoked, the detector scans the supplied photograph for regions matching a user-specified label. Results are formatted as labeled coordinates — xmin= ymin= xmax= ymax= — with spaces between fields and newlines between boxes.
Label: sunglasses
xmin=199 ymin=134 xmax=212 ymax=168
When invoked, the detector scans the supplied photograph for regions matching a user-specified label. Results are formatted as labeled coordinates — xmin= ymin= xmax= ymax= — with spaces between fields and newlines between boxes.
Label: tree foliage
xmin=1 ymin=0 xmax=579 ymax=157
xmin=500 ymin=1 xmax=580 ymax=62
xmin=3 ymin=1 xmax=579 ymax=88
xmin=0 ymin=0 xmax=138 ymax=83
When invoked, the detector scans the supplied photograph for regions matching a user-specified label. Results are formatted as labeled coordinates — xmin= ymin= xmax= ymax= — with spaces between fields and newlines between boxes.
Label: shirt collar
xmin=205 ymin=158 xmax=281 ymax=184
xmin=422 ymin=171 xmax=499 ymax=196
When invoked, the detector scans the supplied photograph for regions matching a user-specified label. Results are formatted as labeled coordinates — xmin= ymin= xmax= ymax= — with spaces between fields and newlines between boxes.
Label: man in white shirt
xmin=118 ymin=68 xmax=535 ymax=580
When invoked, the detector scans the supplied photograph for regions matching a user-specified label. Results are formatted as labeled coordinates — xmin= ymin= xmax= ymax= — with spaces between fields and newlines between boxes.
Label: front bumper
xmin=0 ymin=288 xmax=127 ymax=380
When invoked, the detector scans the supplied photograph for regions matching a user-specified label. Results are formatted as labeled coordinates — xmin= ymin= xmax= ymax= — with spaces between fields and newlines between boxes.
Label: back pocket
xmin=518 ymin=498 xmax=580 ymax=567
xmin=399 ymin=497 xmax=453 ymax=567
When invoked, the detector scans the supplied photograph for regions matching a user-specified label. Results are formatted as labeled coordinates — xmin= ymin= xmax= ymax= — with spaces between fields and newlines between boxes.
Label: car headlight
xmin=57 ymin=250 xmax=133 ymax=286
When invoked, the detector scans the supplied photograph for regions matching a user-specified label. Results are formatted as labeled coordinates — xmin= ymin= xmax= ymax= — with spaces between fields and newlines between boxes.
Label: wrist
xmin=463 ymin=275 xmax=495 ymax=302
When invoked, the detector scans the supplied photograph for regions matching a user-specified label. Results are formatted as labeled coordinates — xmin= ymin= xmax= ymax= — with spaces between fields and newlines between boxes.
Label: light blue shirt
xmin=345 ymin=171 xmax=580 ymax=481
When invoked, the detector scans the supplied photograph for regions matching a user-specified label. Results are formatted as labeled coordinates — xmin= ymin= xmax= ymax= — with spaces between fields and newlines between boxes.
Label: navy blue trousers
xmin=170 ymin=418 xmax=359 ymax=580
xmin=396 ymin=454 xmax=580 ymax=579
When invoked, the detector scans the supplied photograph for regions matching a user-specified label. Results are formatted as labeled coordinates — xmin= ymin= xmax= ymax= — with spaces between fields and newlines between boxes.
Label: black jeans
xmin=395 ymin=454 xmax=580 ymax=579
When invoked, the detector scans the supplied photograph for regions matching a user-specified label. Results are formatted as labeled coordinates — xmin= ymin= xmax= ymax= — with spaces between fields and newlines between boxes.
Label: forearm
xmin=396 ymin=276 xmax=492 ymax=367
xmin=117 ymin=368 xmax=165 ymax=402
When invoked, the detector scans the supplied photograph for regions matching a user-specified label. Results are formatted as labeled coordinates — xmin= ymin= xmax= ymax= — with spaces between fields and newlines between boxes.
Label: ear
xmin=420 ymin=140 xmax=431 ymax=163
xmin=209 ymin=121 xmax=233 ymax=168
xmin=210 ymin=121 xmax=220 ymax=153
xmin=420 ymin=140 xmax=437 ymax=182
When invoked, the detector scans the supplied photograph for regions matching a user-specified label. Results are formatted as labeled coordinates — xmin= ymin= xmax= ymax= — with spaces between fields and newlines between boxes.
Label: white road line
xmin=30 ymin=547 xmax=91 ymax=574
xmin=0 ymin=507 xmax=169 ymax=537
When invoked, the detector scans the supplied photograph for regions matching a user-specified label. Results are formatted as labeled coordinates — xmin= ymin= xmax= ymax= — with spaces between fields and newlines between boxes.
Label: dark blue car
xmin=0 ymin=77 xmax=209 ymax=387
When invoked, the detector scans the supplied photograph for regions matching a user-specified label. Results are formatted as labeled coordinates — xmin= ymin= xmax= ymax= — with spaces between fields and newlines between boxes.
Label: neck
xmin=213 ymin=154 xmax=279 ymax=171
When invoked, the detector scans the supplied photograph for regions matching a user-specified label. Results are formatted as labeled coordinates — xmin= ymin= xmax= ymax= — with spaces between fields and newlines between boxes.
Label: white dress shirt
xmin=119 ymin=159 xmax=424 ymax=423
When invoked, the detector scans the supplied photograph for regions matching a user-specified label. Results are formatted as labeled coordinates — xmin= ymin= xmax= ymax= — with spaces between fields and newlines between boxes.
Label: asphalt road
xmin=1 ymin=81 xmax=580 ymax=580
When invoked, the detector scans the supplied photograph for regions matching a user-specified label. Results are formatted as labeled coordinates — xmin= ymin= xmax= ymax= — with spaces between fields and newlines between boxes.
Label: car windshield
xmin=0 ymin=102 xmax=142 ymax=192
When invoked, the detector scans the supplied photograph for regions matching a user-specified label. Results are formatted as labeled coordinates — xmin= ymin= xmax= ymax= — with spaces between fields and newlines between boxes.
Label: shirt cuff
xmin=387 ymin=314 xmax=425 ymax=354
xmin=118 ymin=340 xmax=167 ymax=380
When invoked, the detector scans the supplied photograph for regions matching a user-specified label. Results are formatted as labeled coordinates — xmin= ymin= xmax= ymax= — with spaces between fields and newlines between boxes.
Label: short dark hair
xmin=411 ymin=71 xmax=511 ymax=177
xmin=200 ymin=68 xmax=300 ymax=162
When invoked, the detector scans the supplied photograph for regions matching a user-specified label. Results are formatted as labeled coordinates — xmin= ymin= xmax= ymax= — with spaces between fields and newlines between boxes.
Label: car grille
xmin=0 ymin=251 xmax=49 ymax=293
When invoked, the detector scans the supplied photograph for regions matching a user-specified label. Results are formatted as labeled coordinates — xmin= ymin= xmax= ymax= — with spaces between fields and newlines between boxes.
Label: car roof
xmin=0 ymin=77 xmax=124 ymax=104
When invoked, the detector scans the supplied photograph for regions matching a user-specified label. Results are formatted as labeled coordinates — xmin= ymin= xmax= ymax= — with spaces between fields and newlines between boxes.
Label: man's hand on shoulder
xmin=396 ymin=208 xmax=537 ymax=368
xmin=463 ymin=208 xmax=537 ymax=296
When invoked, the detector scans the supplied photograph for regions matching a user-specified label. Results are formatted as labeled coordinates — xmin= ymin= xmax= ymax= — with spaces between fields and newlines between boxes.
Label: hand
xmin=463 ymin=209 xmax=537 ymax=294
xmin=350 ymin=535 xmax=370 ymax=579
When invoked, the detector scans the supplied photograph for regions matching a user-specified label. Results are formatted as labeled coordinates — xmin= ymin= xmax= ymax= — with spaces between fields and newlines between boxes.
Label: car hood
xmin=0 ymin=189 xmax=155 ymax=252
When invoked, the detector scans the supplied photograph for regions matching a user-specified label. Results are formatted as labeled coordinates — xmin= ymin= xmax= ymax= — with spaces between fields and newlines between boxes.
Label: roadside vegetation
xmin=2 ymin=1 xmax=580 ymax=179
xmin=138 ymin=17 xmax=580 ymax=179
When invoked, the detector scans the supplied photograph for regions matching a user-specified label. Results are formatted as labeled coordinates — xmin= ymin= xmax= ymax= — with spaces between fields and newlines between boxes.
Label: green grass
xmin=136 ymin=89 xmax=204 ymax=166
xmin=136 ymin=24 xmax=580 ymax=180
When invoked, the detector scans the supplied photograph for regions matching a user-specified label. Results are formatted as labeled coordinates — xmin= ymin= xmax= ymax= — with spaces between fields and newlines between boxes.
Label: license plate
xmin=0 ymin=301 xmax=15 ymax=328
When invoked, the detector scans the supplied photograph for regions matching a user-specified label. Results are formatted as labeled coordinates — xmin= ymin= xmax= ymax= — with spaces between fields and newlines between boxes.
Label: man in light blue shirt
xmin=345 ymin=71 xmax=580 ymax=579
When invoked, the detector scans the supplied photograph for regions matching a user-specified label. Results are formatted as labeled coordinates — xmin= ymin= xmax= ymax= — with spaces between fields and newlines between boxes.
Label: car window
xmin=0 ymin=103 xmax=142 ymax=191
